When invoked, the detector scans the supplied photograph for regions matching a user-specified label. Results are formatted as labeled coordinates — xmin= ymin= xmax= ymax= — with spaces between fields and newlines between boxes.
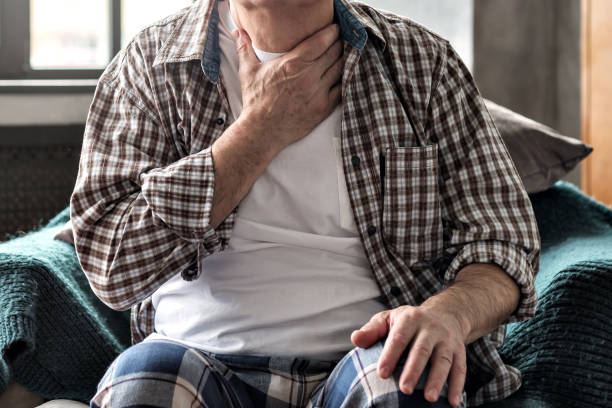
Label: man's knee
xmin=111 ymin=340 xmax=189 ymax=378
xmin=315 ymin=340 xmax=453 ymax=407
xmin=91 ymin=341 xmax=212 ymax=408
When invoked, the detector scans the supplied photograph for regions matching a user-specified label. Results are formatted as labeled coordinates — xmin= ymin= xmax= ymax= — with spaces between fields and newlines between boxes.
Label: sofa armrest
xmin=0 ymin=207 xmax=130 ymax=402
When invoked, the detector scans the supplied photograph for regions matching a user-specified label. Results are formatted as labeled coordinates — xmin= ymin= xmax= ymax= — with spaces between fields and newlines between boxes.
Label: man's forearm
xmin=421 ymin=263 xmax=521 ymax=344
xmin=210 ymin=114 xmax=282 ymax=228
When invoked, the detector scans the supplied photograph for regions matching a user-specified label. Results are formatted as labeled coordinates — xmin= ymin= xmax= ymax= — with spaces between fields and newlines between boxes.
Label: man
xmin=70 ymin=0 xmax=540 ymax=406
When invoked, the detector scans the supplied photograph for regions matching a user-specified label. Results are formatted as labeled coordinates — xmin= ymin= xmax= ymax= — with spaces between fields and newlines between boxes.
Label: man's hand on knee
xmin=350 ymin=306 xmax=467 ymax=407
xmin=351 ymin=264 xmax=521 ymax=407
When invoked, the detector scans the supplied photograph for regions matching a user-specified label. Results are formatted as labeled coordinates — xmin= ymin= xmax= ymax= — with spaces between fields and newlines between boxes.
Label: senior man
xmin=70 ymin=0 xmax=540 ymax=407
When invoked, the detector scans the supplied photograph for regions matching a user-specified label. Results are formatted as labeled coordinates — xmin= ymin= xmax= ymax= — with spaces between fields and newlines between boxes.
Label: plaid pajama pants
xmin=91 ymin=338 xmax=463 ymax=407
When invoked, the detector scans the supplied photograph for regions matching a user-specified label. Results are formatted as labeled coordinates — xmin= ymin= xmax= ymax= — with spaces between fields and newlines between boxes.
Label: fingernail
xmin=232 ymin=29 xmax=240 ymax=40
xmin=401 ymin=382 xmax=413 ymax=394
xmin=426 ymin=389 xmax=438 ymax=401
xmin=379 ymin=366 xmax=389 ymax=378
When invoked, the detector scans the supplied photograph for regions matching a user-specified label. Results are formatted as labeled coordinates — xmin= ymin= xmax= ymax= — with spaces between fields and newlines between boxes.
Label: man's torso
xmin=150 ymin=0 xmax=387 ymax=360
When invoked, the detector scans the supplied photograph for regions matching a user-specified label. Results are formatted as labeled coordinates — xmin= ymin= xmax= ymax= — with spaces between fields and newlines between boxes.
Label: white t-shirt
xmin=147 ymin=0 xmax=386 ymax=361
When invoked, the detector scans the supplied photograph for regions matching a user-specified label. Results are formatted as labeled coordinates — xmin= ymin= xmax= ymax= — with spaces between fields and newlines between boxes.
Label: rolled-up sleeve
xmin=427 ymin=42 xmax=541 ymax=323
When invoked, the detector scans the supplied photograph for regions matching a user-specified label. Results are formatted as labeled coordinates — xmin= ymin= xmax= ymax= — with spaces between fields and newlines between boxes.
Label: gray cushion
xmin=485 ymin=99 xmax=592 ymax=193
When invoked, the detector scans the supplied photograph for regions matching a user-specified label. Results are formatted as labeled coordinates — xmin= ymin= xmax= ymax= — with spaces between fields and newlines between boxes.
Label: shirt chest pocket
xmin=382 ymin=144 xmax=443 ymax=264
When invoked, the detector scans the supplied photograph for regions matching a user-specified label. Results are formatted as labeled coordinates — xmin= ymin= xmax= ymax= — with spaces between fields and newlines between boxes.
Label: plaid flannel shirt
xmin=70 ymin=0 xmax=540 ymax=405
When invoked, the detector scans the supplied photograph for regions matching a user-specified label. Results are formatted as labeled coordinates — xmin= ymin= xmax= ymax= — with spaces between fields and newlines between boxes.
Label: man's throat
xmin=228 ymin=0 xmax=335 ymax=54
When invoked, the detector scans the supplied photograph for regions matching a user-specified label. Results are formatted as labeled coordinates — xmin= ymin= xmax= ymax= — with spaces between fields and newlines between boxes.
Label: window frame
xmin=0 ymin=0 xmax=122 ymax=81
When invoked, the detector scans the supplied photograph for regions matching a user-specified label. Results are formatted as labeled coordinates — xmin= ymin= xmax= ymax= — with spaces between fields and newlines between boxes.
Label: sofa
xmin=1 ymin=95 xmax=610 ymax=407
xmin=0 ymin=181 xmax=611 ymax=408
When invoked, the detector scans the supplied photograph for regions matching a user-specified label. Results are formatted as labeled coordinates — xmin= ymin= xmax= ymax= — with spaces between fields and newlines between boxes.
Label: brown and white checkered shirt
xmin=70 ymin=0 xmax=540 ymax=405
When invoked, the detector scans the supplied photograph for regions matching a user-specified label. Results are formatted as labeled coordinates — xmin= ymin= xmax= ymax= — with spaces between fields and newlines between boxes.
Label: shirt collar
xmin=153 ymin=0 xmax=386 ymax=83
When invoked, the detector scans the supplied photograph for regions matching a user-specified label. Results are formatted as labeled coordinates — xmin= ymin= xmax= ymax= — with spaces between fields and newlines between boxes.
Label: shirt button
xmin=182 ymin=266 xmax=198 ymax=280
xmin=216 ymin=117 xmax=225 ymax=126
xmin=389 ymin=286 xmax=402 ymax=296
xmin=351 ymin=155 xmax=361 ymax=167
xmin=367 ymin=225 xmax=377 ymax=236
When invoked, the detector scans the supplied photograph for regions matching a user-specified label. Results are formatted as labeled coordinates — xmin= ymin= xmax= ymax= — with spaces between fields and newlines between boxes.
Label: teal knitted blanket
xmin=0 ymin=208 xmax=130 ymax=402
xmin=0 ymin=182 xmax=611 ymax=406
xmin=484 ymin=182 xmax=612 ymax=408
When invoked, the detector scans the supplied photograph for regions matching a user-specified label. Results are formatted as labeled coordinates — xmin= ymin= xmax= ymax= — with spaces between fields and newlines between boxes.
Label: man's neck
xmin=229 ymin=0 xmax=334 ymax=53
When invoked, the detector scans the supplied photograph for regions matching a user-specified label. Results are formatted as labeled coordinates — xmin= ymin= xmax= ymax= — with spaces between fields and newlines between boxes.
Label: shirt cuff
xmin=140 ymin=146 xmax=232 ymax=248
xmin=444 ymin=241 xmax=538 ymax=324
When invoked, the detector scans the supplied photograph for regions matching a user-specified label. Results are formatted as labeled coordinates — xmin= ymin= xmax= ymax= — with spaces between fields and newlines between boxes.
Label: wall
xmin=581 ymin=0 xmax=612 ymax=205
xmin=1 ymin=1 xmax=582 ymax=181
xmin=473 ymin=0 xmax=583 ymax=185
xmin=0 ymin=94 xmax=92 ymax=125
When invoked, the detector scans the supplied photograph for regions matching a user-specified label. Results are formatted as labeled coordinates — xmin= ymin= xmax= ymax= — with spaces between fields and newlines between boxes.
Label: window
xmin=0 ymin=0 xmax=472 ymax=82
xmin=0 ymin=0 xmax=192 ymax=80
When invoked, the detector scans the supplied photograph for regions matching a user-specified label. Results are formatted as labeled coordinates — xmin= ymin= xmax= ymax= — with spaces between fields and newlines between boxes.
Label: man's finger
xmin=377 ymin=314 xmax=417 ymax=379
xmin=288 ymin=24 xmax=340 ymax=61
xmin=423 ymin=346 xmax=454 ymax=402
xmin=320 ymin=52 xmax=344 ymax=89
xmin=233 ymin=29 xmax=259 ymax=67
xmin=316 ymin=39 xmax=343 ymax=77
xmin=447 ymin=349 xmax=467 ymax=407
xmin=398 ymin=333 xmax=434 ymax=395
xmin=351 ymin=311 xmax=389 ymax=349
xmin=328 ymin=83 xmax=342 ymax=107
